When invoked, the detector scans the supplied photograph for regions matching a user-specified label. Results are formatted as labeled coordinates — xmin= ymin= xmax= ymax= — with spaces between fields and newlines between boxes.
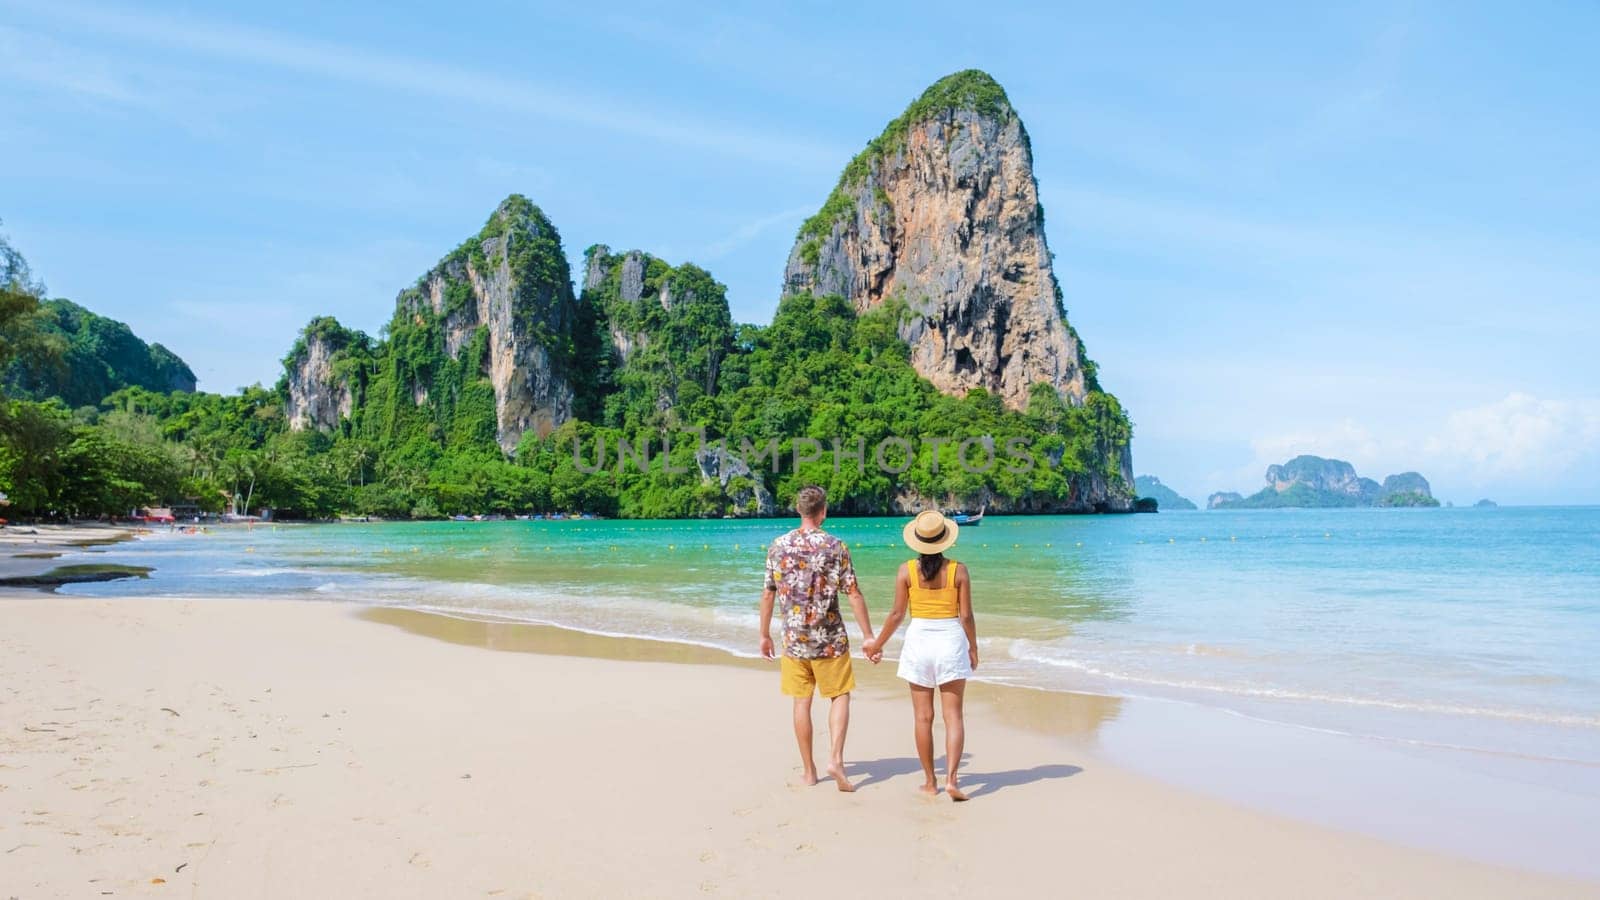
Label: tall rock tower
xmin=393 ymin=195 xmax=579 ymax=452
xmin=783 ymin=70 xmax=1095 ymax=411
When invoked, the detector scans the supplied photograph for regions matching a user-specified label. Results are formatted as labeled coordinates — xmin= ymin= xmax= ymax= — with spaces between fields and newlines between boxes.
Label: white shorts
xmin=896 ymin=618 xmax=972 ymax=688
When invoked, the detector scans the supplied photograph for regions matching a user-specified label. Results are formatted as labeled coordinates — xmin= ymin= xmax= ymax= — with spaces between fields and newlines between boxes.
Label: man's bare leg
xmin=910 ymin=684 xmax=938 ymax=795
xmin=793 ymin=695 xmax=818 ymax=785
xmin=940 ymin=680 xmax=968 ymax=801
xmin=825 ymin=692 xmax=856 ymax=792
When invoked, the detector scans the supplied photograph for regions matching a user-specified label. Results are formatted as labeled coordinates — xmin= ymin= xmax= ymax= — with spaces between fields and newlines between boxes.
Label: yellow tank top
xmin=907 ymin=559 xmax=960 ymax=619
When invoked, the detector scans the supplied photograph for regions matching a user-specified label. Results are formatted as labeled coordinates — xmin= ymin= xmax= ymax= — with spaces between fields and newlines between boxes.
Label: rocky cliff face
xmin=1208 ymin=492 xmax=1244 ymax=509
xmin=695 ymin=443 xmax=776 ymax=516
xmin=782 ymin=70 xmax=1092 ymax=412
xmin=285 ymin=317 xmax=357 ymax=432
xmin=1375 ymin=471 xmax=1437 ymax=507
xmin=584 ymin=248 xmax=656 ymax=366
xmin=1212 ymin=456 xmax=1439 ymax=509
xmin=1380 ymin=472 xmax=1431 ymax=497
xmin=781 ymin=70 xmax=1132 ymax=511
xmin=395 ymin=196 xmax=579 ymax=453
xmin=1265 ymin=455 xmax=1380 ymax=502
xmin=580 ymin=245 xmax=735 ymax=423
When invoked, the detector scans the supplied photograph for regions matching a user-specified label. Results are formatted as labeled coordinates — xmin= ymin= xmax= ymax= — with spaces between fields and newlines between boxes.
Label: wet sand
xmin=0 ymin=523 xmax=138 ymax=580
xmin=2 ymin=596 xmax=1594 ymax=898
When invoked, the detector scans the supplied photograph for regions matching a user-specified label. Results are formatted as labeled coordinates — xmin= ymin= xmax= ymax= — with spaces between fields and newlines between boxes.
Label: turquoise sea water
xmin=59 ymin=507 xmax=1600 ymax=769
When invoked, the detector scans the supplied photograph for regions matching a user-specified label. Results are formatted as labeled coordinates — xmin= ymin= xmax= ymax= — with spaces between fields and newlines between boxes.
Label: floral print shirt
xmin=765 ymin=527 xmax=858 ymax=659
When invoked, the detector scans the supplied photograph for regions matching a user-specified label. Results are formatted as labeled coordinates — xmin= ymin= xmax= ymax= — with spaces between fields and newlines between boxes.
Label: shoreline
xmin=360 ymin=602 xmax=1600 ymax=881
xmin=3 ymin=594 xmax=1597 ymax=896
xmin=0 ymin=522 xmax=140 ymax=581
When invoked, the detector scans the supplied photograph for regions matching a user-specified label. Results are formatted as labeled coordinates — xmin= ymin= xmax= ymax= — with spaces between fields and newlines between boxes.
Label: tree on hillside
xmin=0 ymin=223 xmax=61 ymax=382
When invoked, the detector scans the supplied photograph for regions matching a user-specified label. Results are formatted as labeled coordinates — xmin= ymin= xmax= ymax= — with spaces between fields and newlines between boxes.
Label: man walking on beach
xmin=759 ymin=485 xmax=876 ymax=791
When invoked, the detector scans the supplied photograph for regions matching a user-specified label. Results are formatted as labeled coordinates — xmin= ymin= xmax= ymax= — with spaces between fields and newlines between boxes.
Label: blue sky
xmin=3 ymin=0 xmax=1597 ymax=504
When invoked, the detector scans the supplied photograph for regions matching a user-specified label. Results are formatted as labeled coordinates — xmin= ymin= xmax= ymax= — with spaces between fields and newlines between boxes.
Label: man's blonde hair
xmin=795 ymin=485 xmax=827 ymax=519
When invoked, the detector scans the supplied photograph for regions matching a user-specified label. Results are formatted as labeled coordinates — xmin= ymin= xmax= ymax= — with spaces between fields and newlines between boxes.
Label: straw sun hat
xmin=902 ymin=510 xmax=959 ymax=555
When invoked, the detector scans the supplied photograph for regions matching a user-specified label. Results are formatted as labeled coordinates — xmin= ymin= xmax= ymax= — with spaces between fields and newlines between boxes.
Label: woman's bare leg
xmin=939 ymin=679 xmax=968 ymax=800
xmin=910 ymin=683 xmax=938 ymax=794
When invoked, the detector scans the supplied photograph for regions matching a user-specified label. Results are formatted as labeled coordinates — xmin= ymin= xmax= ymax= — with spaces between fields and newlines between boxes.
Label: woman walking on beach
xmin=863 ymin=510 xmax=978 ymax=800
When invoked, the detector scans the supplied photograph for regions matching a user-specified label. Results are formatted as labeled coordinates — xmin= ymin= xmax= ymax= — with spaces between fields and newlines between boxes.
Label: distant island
xmin=1210 ymin=455 xmax=1441 ymax=509
xmin=1474 ymin=498 xmax=1499 ymax=508
xmin=1135 ymin=475 xmax=1196 ymax=510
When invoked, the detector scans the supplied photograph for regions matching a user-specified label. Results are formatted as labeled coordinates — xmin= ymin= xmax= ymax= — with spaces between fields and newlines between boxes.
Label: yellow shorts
xmin=781 ymin=654 xmax=856 ymax=699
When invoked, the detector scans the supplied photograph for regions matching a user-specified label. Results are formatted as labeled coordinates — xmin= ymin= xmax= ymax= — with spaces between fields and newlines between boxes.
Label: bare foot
xmin=946 ymin=783 xmax=969 ymax=802
xmin=917 ymin=783 xmax=939 ymax=797
xmin=800 ymin=769 xmax=819 ymax=787
xmin=826 ymin=764 xmax=855 ymax=793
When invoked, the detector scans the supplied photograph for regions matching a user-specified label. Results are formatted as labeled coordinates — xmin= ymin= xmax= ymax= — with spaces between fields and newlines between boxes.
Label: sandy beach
xmin=0 ymin=524 xmax=140 ymax=581
xmin=3 ymin=594 xmax=1594 ymax=899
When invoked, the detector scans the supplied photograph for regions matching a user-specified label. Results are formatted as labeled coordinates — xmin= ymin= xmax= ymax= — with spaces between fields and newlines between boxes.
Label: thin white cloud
xmin=0 ymin=24 xmax=143 ymax=104
xmin=698 ymin=206 xmax=811 ymax=261
xmin=1049 ymin=185 xmax=1600 ymax=327
xmin=2 ymin=0 xmax=842 ymax=169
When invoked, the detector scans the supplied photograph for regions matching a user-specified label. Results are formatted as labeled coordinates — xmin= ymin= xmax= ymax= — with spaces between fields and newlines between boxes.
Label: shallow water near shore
xmin=38 ymin=506 xmax=1600 ymax=873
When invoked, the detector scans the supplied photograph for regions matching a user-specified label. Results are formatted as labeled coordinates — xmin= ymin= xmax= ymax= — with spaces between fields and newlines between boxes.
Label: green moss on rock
xmin=797 ymin=70 xmax=1016 ymax=245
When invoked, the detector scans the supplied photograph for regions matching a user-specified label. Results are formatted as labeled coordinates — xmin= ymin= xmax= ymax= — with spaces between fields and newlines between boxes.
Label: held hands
xmin=759 ymin=635 xmax=776 ymax=660
xmin=861 ymin=637 xmax=884 ymax=664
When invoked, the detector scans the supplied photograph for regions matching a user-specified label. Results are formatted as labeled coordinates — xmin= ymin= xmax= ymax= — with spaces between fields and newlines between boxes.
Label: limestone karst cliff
xmin=782 ymin=69 xmax=1133 ymax=510
xmin=283 ymin=197 xmax=579 ymax=453
xmin=580 ymin=246 xmax=735 ymax=424
xmin=393 ymin=196 xmax=580 ymax=453
xmin=1211 ymin=456 xmax=1439 ymax=508
xmin=262 ymin=75 xmax=1138 ymax=517
xmin=284 ymin=317 xmax=362 ymax=432
xmin=782 ymin=70 xmax=1096 ymax=411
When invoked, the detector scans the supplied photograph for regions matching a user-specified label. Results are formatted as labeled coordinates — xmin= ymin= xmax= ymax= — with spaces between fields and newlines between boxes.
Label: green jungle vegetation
xmin=0 ymin=203 xmax=1133 ymax=520
xmin=5 ymin=298 xmax=195 ymax=406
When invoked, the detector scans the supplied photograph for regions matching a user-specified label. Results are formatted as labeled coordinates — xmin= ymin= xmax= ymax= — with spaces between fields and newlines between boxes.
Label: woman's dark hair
xmin=917 ymin=552 xmax=945 ymax=586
